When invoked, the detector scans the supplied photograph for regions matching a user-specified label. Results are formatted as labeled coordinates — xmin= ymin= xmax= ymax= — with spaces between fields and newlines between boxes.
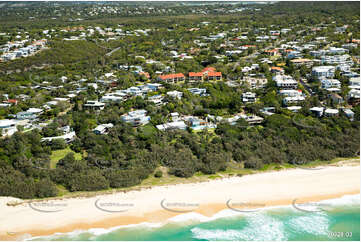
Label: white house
xmin=324 ymin=108 xmax=339 ymax=117
xmin=242 ymin=92 xmax=257 ymax=103
xmin=273 ymin=75 xmax=298 ymax=89
xmin=0 ymin=119 xmax=17 ymax=137
xmin=121 ymin=110 xmax=150 ymax=126
xmin=312 ymin=66 xmax=335 ymax=80
xmin=93 ymin=123 xmax=114 ymax=135
xmin=156 ymin=121 xmax=187 ymax=131
xmin=310 ymin=107 xmax=324 ymax=117
xmin=167 ymin=90 xmax=183 ymax=99
xmin=83 ymin=100 xmax=105 ymax=110
xmin=321 ymin=79 xmax=341 ymax=89
xmin=41 ymin=131 xmax=76 ymax=143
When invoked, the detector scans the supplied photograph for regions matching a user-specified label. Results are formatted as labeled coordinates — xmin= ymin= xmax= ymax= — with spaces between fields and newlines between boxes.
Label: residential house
xmin=290 ymin=58 xmax=313 ymax=67
xmin=156 ymin=121 xmax=187 ymax=131
xmin=0 ymin=119 xmax=17 ymax=137
xmin=188 ymin=88 xmax=208 ymax=96
xmin=242 ymin=77 xmax=268 ymax=89
xmin=329 ymin=93 xmax=344 ymax=104
xmin=242 ymin=92 xmax=257 ymax=103
xmin=273 ymin=75 xmax=298 ymax=89
xmin=342 ymin=109 xmax=355 ymax=121
xmin=148 ymin=94 xmax=164 ymax=106
xmin=16 ymin=108 xmax=43 ymax=120
xmin=206 ymin=71 xmax=222 ymax=81
xmin=188 ymin=72 xmax=203 ymax=83
xmin=167 ymin=90 xmax=183 ymax=99
xmin=157 ymin=73 xmax=185 ymax=83
xmin=83 ymin=100 xmax=105 ymax=110
xmin=321 ymin=79 xmax=341 ymax=89
xmin=41 ymin=131 xmax=76 ymax=143
xmin=324 ymin=108 xmax=339 ymax=117
xmin=287 ymin=106 xmax=302 ymax=112
xmin=312 ymin=66 xmax=335 ymax=80
xmin=93 ymin=123 xmax=114 ymax=135
xmin=309 ymin=107 xmax=324 ymax=117
xmin=260 ymin=107 xmax=276 ymax=116
xmin=270 ymin=66 xmax=285 ymax=74
xmin=121 ymin=110 xmax=150 ymax=126
xmin=100 ymin=94 xmax=123 ymax=103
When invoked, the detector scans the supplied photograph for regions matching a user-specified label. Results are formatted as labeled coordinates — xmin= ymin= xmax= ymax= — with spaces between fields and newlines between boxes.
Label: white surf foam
xmin=191 ymin=213 xmax=287 ymax=241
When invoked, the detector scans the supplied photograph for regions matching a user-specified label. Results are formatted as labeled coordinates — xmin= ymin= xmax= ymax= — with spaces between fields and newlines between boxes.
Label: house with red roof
xmin=4 ymin=99 xmax=18 ymax=105
xmin=202 ymin=67 xmax=216 ymax=74
xmin=264 ymin=49 xmax=278 ymax=56
xmin=157 ymin=73 xmax=185 ymax=83
xmin=206 ymin=71 xmax=222 ymax=81
xmin=270 ymin=66 xmax=285 ymax=74
xmin=188 ymin=72 xmax=204 ymax=83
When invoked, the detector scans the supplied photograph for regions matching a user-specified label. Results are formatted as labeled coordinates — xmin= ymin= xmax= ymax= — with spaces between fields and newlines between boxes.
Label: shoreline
xmin=0 ymin=163 xmax=360 ymax=241
xmin=13 ymin=192 xmax=361 ymax=241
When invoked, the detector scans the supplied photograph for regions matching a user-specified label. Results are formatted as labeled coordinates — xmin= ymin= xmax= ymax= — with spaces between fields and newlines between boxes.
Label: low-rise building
xmin=321 ymin=79 xmax=341 ymax=89
xmin=342 ymin=109 xmax=355 ymax=121
xmin=242 ymin=77 xmax=268 ymax=89
xmin=93 ymin=123 xmax=114 ymax=135
xmin=41 ymin=131 xmax=76 ymax=143
xmin=0 ymin=119 xmax=17 ymax=137
xmin=188 ymin=72 xmax=203 ymax=82
xmin=167 ymin=90 xmax=183 ymax=99
xmin=188 ymin=88 xmax=208 ymax=96
xmin=324 ymin=108 xmax=339 ymax=117
xmin=309 ymin=107 xmax=324 ymax=117
xmin=273 ymin=75 xmax=298 ymax=89
xmin=312 ymin=66 xmax=335 ymax=80
xmin=157 ymin=73 xmax=185 ymax=83
xmin=16 ymin=108 xmax=43 ymax=120
xmin=121 ymin=110 xmax=150 ymax=126
xmin=83 ymin=100 xmax=105 ymax=110
xmin=156 ymin=121 xmax=187 ymax=131
xmin=242 ymin=92 xmax=257 ymax=103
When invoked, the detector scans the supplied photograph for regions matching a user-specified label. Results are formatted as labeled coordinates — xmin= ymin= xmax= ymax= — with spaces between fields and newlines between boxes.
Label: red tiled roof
xmin=6 ymin=99 xmax=17 ymax=104
xmin=271 ymin=66 xmax=284 ymax=71
xmin=207 ymin=71 xmax=222 ymax=77
xmin=189 ymin=72 xmax=203 ymax=77
xmin=159 ymin=73 xmax=185 ymax=80
xmin=243 ymin=45 xmax=256 ymax=48
xmin=202 ymin=67 xmax=216 ymax=73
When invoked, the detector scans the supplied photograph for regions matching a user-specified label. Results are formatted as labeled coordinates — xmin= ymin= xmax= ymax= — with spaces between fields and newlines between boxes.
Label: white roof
xmin=310 ymin=107 xmax=324 ymax=112
xmin=325 ymin=108 xmax=339 ymax=114
xmin=287 ymin=106 xmax=302 ymax=111
xmin=0 ymin=119 xmax=16 ymax=128
xmin=27 ymin=108 xmax=43 ymax=113
xmin=312 ymin=66 xmax=335 ymax=71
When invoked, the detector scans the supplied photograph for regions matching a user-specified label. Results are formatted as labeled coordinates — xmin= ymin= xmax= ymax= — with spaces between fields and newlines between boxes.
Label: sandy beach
xmin=0 ymin=163 xmax=359 ymax=241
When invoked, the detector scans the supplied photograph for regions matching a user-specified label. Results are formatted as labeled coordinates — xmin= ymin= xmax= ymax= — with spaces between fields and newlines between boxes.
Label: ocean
xmin=28 ymin=194 xmax=360 ymax=241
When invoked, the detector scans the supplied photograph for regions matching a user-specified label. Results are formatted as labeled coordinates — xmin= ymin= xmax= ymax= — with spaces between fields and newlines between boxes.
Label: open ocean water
xmin=28 ymin=194 xmax=360 ymax=241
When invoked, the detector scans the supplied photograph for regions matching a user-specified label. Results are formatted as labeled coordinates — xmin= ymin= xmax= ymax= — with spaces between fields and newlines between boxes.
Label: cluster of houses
xmin=0 ymin=39 xmax=47 ymax=62
xmin=157 ymin=67 xmax=222 ymax=84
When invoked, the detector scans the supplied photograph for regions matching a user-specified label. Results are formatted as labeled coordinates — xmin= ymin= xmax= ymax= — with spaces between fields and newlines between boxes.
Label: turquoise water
xmin=29 ymin=195 xmax=360 ymax=241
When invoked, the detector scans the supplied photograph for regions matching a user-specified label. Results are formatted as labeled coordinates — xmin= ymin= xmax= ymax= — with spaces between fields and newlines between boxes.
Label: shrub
xmin=154 ymin=170 xmax=163 ymax=178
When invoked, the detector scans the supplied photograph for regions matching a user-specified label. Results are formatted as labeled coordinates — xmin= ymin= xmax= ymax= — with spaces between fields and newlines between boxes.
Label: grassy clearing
xmin=50 ymin=147 xmax=82 ymax=169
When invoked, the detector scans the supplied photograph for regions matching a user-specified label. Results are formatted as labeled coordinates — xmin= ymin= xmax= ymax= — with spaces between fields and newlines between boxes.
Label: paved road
xmin=105 ymin=46 xmax=122 ymax=57
xmin=299 ymin=79 xmax=313 ymax=96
